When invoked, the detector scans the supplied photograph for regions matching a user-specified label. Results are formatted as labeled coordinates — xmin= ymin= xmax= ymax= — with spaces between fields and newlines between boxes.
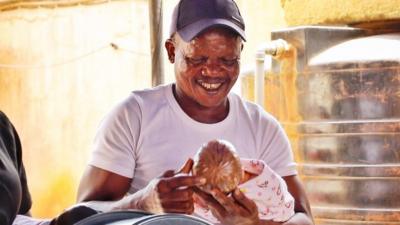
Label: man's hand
xmin=194 ymin=187 xmax=261 ymax=225
xmin=123 ymin=159 xmax=205 ymax=214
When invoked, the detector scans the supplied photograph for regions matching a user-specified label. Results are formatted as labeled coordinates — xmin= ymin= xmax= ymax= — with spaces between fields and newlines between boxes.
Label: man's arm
xmin=194 ymin=175 xmax=314 ymax=225
xmin=77 ymin=165 xmax=131 ymax=202
xmin=77 ymin=165 xmax=162 ymax=213
xmin=77 ymin=160 xmax=205 ymax=213
xmin=76 ymin=165 xmax=132 ymax=211
xmin=282 ymin=175 xmax=314 ymax=225
xmin=257 ymin=175 xmax=314 ymax=225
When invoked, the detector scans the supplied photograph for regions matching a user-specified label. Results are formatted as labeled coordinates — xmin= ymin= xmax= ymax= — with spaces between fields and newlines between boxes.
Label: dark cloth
xmin=0 ymin=111 xmax=32 ymax=225
xmin=50 ymin=205 xmax=98 ymax=225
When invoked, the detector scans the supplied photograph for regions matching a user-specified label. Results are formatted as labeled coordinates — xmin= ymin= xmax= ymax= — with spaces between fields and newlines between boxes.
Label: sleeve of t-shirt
xmin=89 ymin=94 xmax=142 ymax=178
xmin=258 ymin=112 xmax=298 ymax=177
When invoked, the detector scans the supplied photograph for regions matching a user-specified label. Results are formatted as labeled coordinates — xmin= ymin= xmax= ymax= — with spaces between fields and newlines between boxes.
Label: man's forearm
xmin=79 ymin=192 xmax=142 ymax=213
xmin=77 ymin=200 xmax=120 ymax=212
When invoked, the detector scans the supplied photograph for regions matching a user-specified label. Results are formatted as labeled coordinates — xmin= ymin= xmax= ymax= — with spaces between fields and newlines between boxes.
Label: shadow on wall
xmin=0 ymin=0 xmax=151 ymax=217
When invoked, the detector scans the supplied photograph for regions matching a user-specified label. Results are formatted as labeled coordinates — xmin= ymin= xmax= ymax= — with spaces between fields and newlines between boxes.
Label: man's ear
xmin=165 ymin=39 xmax=175 ymax=63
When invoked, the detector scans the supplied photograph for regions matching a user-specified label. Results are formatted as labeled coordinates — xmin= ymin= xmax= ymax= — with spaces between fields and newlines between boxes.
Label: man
xmin=0 ymin=111 xmax=97 ymax=225
xmin=77 ymin=0 xmax=314 ymax=224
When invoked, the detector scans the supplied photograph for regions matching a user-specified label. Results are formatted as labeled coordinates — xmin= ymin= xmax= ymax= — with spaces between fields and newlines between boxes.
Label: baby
xmin=192 ymin=139 xmax=295 ymax=223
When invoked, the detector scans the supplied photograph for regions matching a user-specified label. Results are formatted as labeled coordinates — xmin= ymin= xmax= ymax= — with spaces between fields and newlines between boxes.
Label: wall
xmin=0 ymin=0 xmax=151 ymax=217
xmin=0 ymin=0 xmax=286 ymax=218
xmin=281 ymin=0 xmax=400 ymax=26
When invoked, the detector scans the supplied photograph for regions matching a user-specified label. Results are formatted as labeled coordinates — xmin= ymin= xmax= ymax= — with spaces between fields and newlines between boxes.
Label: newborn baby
xmin=192 ymin=139 xmax=295 ymax=223
xmin=192 ymin=140 xmax=243 ymax=194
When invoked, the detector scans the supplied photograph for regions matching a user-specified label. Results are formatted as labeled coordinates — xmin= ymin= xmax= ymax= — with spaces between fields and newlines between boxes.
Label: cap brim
xmin=177 ymin=18 xmax=246 ymax=42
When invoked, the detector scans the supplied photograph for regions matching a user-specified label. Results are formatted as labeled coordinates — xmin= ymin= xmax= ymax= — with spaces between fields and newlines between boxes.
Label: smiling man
xmin=77 ymin=0 xmax=313 ymax=224
xmin=165 ymin=26 xmax=242 ymax=123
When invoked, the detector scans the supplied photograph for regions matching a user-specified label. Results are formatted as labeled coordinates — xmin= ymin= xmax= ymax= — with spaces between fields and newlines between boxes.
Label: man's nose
xmin=201 ymin=60 xmax=223 ymax=77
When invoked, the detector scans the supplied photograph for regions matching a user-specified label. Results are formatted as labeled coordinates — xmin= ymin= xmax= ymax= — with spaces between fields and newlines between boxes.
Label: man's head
xmin=166 ymin=0 xmax=245 ymax=111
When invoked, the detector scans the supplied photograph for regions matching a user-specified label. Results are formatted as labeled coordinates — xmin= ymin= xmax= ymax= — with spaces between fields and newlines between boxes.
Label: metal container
xmin=243 ymin=26 xmax=400 ymax=224
xmin=75 ymin=211 xmax=213 ymax=225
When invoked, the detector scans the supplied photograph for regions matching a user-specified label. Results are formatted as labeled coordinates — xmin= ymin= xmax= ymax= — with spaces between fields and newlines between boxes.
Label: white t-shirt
xmin=89 ymin=83 xmax=297 ymax=194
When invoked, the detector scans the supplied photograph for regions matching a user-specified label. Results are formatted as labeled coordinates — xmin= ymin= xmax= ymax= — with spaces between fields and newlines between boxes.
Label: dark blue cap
xmin=170 ymin=0 xmax=246 ymax=42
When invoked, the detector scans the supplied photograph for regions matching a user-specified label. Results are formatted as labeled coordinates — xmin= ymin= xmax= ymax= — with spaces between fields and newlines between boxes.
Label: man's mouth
xmin=198 ymin=81 xmax=223 ymax=92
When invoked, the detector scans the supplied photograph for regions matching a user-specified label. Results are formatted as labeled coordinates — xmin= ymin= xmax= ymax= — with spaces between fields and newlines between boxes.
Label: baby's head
xmin=192 ymin=139 xmax=242 ymax=194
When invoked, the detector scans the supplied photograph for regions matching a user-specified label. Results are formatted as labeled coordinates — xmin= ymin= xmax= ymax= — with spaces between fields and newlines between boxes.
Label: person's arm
xmin=77 ymin=165 xmax=132 ymax=212
xmin=193 ymin=175 xmax=314 ymax=225
xmin=193 ymin=187 xmax=261 ymax=225
xmin=77 ymin=160 xmax=205 ymax=214
xmin=77 ymin=166 xmax=131 ymax=202
xmin=281 ymin=175 xmax=314 ymax=225
xmin=77 ymin=165 xmax=160 ymax=213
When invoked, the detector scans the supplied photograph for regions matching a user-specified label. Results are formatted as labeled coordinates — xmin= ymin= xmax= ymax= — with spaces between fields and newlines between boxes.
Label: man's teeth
xmin=199 ymin=82 xmax=222 ymax=90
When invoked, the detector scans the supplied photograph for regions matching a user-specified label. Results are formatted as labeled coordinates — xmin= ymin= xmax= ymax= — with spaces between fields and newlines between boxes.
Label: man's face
xmin=167 ymin=28 xmax=242 ymax=108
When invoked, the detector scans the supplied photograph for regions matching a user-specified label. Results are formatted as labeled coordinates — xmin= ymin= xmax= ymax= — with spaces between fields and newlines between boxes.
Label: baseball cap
xmin=170 ymin=0 xmax=246 ymax=42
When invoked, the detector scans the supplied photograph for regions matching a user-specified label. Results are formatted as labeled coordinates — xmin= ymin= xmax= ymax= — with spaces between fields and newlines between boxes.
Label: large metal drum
xmin=243 ymin=27 xmax=400 ymax=225
xmin=297 ymin=32 xmax=400 ymax=225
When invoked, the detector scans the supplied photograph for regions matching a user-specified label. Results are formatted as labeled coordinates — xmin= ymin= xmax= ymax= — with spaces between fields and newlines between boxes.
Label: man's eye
xmin=221 ymin=58 xmax=239 ymax=66
xmin=186 ymin=57 xmax=205 ymax=65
